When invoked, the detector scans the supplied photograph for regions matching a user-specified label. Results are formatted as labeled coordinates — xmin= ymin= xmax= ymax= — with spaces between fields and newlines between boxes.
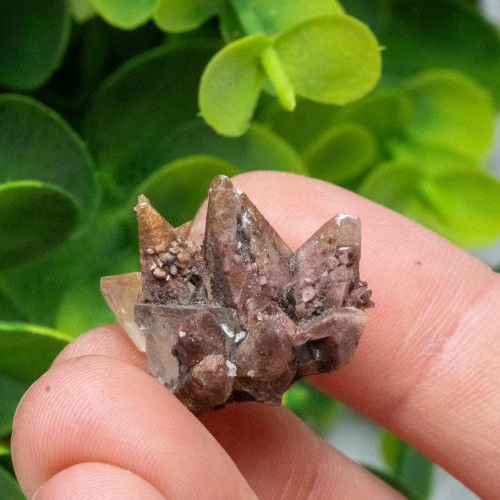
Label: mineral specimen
xmin=101 ymin=176 xmax=373 ymax=414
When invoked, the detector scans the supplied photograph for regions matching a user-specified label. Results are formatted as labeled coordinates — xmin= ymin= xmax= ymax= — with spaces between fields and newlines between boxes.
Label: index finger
xmin=192 ymin=171 xmax=500 ymax=499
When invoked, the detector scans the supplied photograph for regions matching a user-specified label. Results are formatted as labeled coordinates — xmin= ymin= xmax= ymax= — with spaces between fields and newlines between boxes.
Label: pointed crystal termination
xmin=203 ymin=175 xmax=294 ymax=320
xmin=102 ymin=176 xmax=373 ymax=415
xmin=135 ymin=195 xmax=205 ymax=306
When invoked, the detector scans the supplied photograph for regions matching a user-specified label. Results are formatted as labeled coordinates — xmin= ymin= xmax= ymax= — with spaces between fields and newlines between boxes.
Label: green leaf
xmin=199 ymin=33 xmax=270 ymax=136
xmin=258 ymin=98 xmax=342 ymax=152
xmin=388 ymin=139 xmax=478 ymax=174
xmin=0 ymin=465 xmax=24 ymax=500
xmin=154 ymin=0 xmax=223 ymax=33
xmin=0 ymin=0 xmax=70 ymax=90
xmin=419 ymin=170 xmax=500 ymax=248
xmin=132 ymin=156 xmax=239 ymax=227
xmin=381 ymin=0 xmax=500 ymax=107
xmin=0 ymin=442 xmax=8 ymax=456
xmin=365 ymin=466 xmax=415 ymax=499
xmin=404 ymin=70 xmax=495 ymax=162
xmin=0 ymin=322 xmax=70 ymax=385
xmin=359 ymin=160 xmax=434 ymax=218
xmin=90 ymin=0 xmax=155 ymax=29
xmin=0 ymin=181 xmax=79 ymax=268
xmin=0 ymin=94 xmax=98 ymax=221
xmin=0 ymin=375 xmax=27 ymax=436
xmin=304 ymin=123 xmax=378 ymax=185
xmin=0 ymin=290 xmax=26 ymax=323
xmin=0 ymin=209 xmax=136 ymax=327
xmin=56 ymin=277 xmax=118 ymax=339
xmin=380 ymin=430 xmax=434 ymax=500
xmin=283 ymin=380 xmax=343 ymax=436
xmin=360 ymin=162 xmax=500 ymax=248
xmin=69 ymin=0 xmax=96 ymax=23
xmin=84 ymin=43 xmax=219 ymax=193
xmin=0 ymin=94 xmax=97 ymax=267
xmin=220 ymin=0 xmax=344 ymax=42
xmin=338 ymin=90 xmax=412 ymax=144
xmin=275 ymin=15 xmax=382 ymax=105
xmin=150 ymin=118 xmax=307 ymax=175
xmin=381 ymin=429 xmax=403 ymax=470
xmin=259 ymin=90 xmax=411 ymax=154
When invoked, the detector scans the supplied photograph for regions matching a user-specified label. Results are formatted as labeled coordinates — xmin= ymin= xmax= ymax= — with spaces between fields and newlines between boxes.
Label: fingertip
xmin=53 ymin=323 xmax=147 ymax=371
xmin=12 ymin=354 xmax=254 ymax=499
xmin=32 ymin=462 xmax=166 ymax=500
xmin=31 ymin=462 xmax=165 ymax=500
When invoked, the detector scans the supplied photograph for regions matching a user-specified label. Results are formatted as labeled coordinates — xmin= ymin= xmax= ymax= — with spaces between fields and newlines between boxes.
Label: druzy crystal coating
xmin=101 ymin=176 xmax=373 ymax=414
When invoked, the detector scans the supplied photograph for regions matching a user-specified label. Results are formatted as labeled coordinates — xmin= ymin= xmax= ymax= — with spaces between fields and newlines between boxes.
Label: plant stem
xmin=260 ymin=47 xmax=296 ymax=110
xmin=230 ymin=0 xmax=296 ymax=111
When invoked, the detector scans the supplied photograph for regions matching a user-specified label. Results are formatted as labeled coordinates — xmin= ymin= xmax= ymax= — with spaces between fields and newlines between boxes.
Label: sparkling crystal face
xmin=101 ymin=176 xmax=373 ymax=414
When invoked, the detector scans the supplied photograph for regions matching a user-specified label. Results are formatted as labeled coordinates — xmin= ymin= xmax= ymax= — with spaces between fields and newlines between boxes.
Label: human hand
xmin=11 ymin=171 xmax=500 ymax=499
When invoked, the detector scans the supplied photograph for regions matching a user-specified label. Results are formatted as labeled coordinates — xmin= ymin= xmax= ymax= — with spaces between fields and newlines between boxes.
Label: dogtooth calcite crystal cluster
xmin=101 ymin=176 xmax=373 ymax=414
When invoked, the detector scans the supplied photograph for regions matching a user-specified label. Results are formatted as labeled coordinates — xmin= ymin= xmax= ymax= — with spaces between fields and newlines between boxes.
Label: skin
xmin=11 ymin=171 xmax=500 ymax=499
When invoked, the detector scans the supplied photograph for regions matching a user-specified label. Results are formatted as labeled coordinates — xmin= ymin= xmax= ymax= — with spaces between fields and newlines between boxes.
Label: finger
xmin=18 ymin=325 xmax=403 ymax=499
xmin=200 ymin=403 xmax=404 ymax=500
xmin=11 ymin=354 xmax=256 ymax=499
xmin=52 ymin=323 xmax=147 ymax=371
xmin=192 ymin=171 xmax=500 ymax=498
xmin=33 ymin=462 xmax=165 ymax=500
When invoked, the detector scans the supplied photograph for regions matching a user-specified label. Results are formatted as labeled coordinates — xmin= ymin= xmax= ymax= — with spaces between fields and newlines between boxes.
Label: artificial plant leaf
xmin=381 ymin=0 xmax=500 ymax=107
xmin=0 ymin=181 xmax=79 ymax=268
xmin=338 ymin=90 xmax=412 ymax=144
xmin=259 ymin=90 xmax=411 ymax=154
xmin=283 ymin=380 xmax=343 ymax=436
xmin=360 ymin=162 xmax=500 ymax=247
xmin=381 ymin=430 xmax=434 ymax=500
xmin=56 ymin=277 xmax=118 ymax=338
xmin=199 ymin=33 xmax=270 ymax=136
xmin=364 ymin=466 xmax=415 ymax=499
xmin=0 ymin=375 xmax=27 ymax=436
xmin=404 ymin=70 xmax=495 ymax=162
xmin=274 ymin=15 xmax=382 ymax=105
xmin=304 ymin=123 xmax=378 ymax=185
xmin=359 ymin=161 xmax=432 ymax=220
xmin=0 ymin=322 xmax=70 ymax=385
xmin=69 ymin=0 xmax=96 ymax=23
xmin=388 ymin=139 xmax=478 ymax=174
xmin=258 ymin=98 xmax=342 ymax=153
xmin=84 ymin=43 xmax=218 ymax=193
xmin=0 ymin=0 xmax=70 ymax=90
xmin=0 ymin=290 xmax=26 ymax=323
xmin=150 ymin=118 xmax=307 ymax=175
xmin=0 ymin=94 xmax=98 ymax=220
xmin=132 ymin=155 xmax=239 ymax=227
xmin=154 ymin=0 xmax=223 ymax=33
xmin=90 ymin=0 xmax=155 ymax=29
xmin=0 ymin=465 xmax=24 ymax=500
xmin=418 ymin=169 xmax=500 ymax=248
xmin=0 ymin=207 xmax=137 ymax=327
xmin=219 ymin=0 xmax=344 ymax=42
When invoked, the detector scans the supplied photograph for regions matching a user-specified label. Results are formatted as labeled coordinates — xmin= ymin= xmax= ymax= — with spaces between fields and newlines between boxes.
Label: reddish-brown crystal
xmin=102 ymin=176 xmax=373 ymax=414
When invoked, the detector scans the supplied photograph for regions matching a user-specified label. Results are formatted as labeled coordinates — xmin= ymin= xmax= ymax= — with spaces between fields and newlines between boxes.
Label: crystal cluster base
xmin=101 ymin=176 xmax=372 ymax=414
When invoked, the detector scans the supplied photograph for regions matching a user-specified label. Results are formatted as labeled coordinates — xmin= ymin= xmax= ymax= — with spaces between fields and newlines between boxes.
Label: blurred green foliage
xmin=283 ymin=380 xmax=343 ymax=436
xmin=1 ymin=0 xmax=499 ymax=496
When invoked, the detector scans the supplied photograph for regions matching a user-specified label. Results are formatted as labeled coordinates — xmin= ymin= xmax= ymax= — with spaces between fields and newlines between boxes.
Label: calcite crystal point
xmin=101 ymin=176 xmax=373 ymax=414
